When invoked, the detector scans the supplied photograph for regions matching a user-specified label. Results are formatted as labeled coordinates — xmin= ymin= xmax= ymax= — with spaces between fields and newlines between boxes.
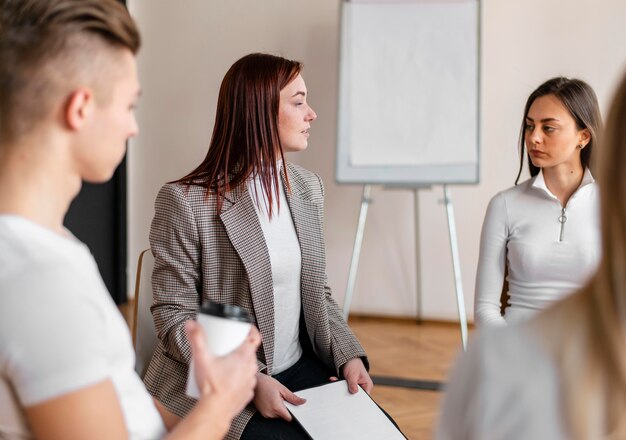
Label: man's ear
xmin=65 ymin=88 xmax=94 ymax=131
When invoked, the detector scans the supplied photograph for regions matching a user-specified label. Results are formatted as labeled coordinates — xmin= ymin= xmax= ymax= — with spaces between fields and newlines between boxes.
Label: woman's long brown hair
xmin=514 ymin=77 xmax=602 ymax=185
xmin=174 ymin=53 xmax=302 ymax=217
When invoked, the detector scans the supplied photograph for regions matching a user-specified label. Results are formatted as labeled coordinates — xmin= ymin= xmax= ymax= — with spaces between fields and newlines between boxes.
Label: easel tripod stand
xmin=342 ymin=184 xmax=469 ymax=391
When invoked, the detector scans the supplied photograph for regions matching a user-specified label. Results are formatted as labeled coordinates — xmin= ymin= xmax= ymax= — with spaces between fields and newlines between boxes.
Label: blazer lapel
xmin=281 ymin=168 xmax=325 ymax=348
xmin=220 ymin=185 xmax=275 ymax=373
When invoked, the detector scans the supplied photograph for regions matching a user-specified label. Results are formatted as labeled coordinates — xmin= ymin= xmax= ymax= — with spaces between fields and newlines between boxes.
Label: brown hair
xmin=174 ymin=53 xmax=303 ymax=217
xmin=539 ymin=71 xmax=626 ymax=439
xmin=0 ymin=0 xmax=140 ymax=143
xmin=514 ymin=77 xmax=602 ymax=185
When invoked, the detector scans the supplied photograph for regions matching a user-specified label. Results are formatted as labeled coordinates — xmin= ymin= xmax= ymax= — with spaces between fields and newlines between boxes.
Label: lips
xmin=529 ymin=150 xmax=545 ymax=157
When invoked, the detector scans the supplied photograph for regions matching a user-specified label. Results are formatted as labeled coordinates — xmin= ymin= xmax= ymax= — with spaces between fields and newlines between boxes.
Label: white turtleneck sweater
xmin=248 ymin=168 xmax=303 ymax=374
xmin=474 ymin=168 xmax=601 ymax=327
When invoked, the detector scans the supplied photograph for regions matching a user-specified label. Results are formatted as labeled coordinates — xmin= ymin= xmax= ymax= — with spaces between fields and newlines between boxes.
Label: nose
xmin=528 ymin=127 xmax=541 ymax=147
xmin=306 ymin=105 xmax=317 ymax=122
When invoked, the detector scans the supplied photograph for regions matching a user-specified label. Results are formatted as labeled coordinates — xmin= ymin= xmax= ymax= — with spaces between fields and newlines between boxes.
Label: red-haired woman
xmin=143 ymin=53 xmax=374 ymax=439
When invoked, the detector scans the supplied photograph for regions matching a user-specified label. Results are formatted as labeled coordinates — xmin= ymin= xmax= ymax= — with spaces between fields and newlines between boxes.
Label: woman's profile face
xmin=524 ymin=94 xmax=590 ymax=172
xmin=278 ymin=74 xmax=317 ymax=153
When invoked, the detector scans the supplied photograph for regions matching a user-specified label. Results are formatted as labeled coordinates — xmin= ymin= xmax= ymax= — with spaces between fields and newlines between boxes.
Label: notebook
xmin=285 ymin=380 xmax=406 ymax=439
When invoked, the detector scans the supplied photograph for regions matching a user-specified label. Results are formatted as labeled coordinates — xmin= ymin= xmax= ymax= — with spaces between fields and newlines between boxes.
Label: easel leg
xmin=414 ymin=188 xmax=422 ymax=323
xmin=343 ymin=185 xmax=372 ymax=321
xmin=443 ymin=185 xmax=469 ymax=351
xmin=357 ymin=185 xmax=447 ymax=391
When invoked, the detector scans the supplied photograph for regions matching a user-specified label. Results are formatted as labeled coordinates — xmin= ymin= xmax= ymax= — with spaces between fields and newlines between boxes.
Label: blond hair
xmin=0 ymin=0 xmax=140 ymax=143
xmin=539 ymin=72 xmax=626 ymax=439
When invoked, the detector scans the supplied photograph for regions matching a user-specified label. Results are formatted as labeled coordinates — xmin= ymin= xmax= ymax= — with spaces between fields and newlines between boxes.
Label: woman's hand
xmin=252 ymin=373 xmax=306 ymax=421
xmin=186 ymin=321 xmax=261 ymax=417
xmin=342 ymin=358 xmax=373 ymax=394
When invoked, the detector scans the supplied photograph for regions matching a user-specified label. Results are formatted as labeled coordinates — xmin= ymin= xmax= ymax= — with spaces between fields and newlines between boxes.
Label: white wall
xmin=127 ymin=0 xmax=626 ymax=321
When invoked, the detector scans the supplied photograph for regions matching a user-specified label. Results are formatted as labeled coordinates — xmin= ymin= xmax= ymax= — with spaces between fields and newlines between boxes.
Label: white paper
xmin=285 ymin=380 xmax=405 ymax=439
xmin=341 ymin=1 xmax=478 ymax=167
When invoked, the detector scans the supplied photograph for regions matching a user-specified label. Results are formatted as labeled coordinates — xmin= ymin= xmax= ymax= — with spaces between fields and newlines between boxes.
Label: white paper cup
xmin=186 ymin=302 xmax=254 ymax=398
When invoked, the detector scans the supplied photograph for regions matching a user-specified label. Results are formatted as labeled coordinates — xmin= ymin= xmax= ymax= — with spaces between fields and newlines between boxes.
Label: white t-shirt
xmin=437 ymin=320 xmax=568 ymax=440
xmin=474 ymin=168 xmax=601 ymax=326
xmin=0 ymin=216 xmax=165 ymax=439
xmin=249 ymin=169 xmax=303 ymax=374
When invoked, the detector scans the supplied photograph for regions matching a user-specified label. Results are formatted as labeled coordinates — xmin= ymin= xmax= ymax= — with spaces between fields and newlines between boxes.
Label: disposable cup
xmin=186 ymin=301 xmax=254 ymax=398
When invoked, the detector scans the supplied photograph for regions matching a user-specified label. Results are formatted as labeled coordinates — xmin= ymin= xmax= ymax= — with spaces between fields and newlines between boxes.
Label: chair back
xmin=132 ymin=248 xmax=158 ymax=378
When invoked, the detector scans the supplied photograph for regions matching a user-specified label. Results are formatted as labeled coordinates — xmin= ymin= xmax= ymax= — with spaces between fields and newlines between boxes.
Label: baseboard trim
xmin=371 ymin=375 xmax=444 ymax=391
xmin=347 ymin=313 xmax=475 ymax=329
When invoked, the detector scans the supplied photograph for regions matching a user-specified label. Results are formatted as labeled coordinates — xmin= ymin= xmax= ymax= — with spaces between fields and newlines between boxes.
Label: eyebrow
xmin=291 ymin=91 xmax=306 ymax=98
xmin=526 ymin=116 xmax=560 ymax=123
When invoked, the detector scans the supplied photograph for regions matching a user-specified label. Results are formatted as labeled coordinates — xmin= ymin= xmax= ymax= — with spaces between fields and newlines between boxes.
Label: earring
xmin=577 ymin=144 xmax=583 ymax=149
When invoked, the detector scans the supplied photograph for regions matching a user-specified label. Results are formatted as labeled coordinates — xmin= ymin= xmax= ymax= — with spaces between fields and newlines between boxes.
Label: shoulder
xmin=1 ymin=261 xmax=107 ymax=341
xmin=156 ymin=182 xmax=207 ymax=206
xmin=497 ymin=178 xmax=535 ymax=200
xmin=286 ymin=162 xmax=324 ymax=201
xmin=153 ymin=182 xmax=216 ymax=222
xmin=483 ymin=188 xmax=509 ymax=217
xmin=0 ymin=221 xmax=98 ymax=300
xmin=486 ymin=178 xmax=537 ymax=212
xmin=286 ymin=162 xmax=320 ymax=183
xmin=0 ymin=232 xmax=106 ymax=324
xmin=0 ymin=245 xmax=111 ymax=405
xmin=441 ymin=322 xmax=563 ymax=438
xmin=450 ymin=322 xmax=553 ymax=396
xmin=1 ymin=258 xmax=85 ymax=312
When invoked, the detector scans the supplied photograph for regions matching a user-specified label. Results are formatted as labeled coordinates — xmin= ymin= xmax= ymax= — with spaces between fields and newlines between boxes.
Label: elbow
xmin=474 ymin=303 xmax=506 ymax=328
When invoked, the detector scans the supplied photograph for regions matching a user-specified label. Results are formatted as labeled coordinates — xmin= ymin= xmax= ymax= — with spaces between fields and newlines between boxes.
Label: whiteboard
xmin=336 ymin=0 xmax=480 ymax=185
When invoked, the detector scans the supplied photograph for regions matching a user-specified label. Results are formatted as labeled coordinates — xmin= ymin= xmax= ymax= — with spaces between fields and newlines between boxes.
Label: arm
xmin=25 ymin=382 xmax=128 ymax=440
xmin=325 ymin=286 xmax=372 ymax=394
xmin=149 ymin=184 xmax=205 ymax=363
xmin=316 ymin=175 xmax=370 ymax=391
xmin=250 ymin=287 xmax=371 ymax=421
xmin=150 ymin=184 xmax=269 ymax=372
xmin=251 ymin=373 xmax=306 ymax=421
xmin=14 ymin=265 xmax=130 ymax=439
xmin=474 ymin=193 xmax=509 ymax=327
xmin=25 ymin=323 xmax=261 ymax=440
xmin=166 ymin=322 xmax=260 ymax=439
xmin=324 ymin=282 xmax=368 ymax=370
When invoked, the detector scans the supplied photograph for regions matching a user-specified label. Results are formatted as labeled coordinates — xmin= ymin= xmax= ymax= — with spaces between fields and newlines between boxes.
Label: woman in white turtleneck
xmin=474 ymin=77 xmax=602 ymax=327
xmin=143 ymin=53 xmax=381 ymax=440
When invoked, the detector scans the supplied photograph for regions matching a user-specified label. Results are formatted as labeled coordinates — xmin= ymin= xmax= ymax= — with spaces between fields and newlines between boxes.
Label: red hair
xmin=175 ymin=53 xmax=302 ymax=217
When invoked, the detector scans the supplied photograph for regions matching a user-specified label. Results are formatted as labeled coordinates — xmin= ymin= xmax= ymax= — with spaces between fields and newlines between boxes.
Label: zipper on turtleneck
xmin=558 ymin=207 xmax=567 ymax=242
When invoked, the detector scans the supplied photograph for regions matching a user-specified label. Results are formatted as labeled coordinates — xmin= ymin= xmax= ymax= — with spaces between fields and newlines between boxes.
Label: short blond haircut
xmin=0 ymin=0 xmax=140 ymax=143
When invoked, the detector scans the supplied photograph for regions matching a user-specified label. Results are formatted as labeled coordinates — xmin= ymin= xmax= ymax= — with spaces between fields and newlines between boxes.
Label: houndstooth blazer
xmin=143 ymin=162 xmax=368 ymax=439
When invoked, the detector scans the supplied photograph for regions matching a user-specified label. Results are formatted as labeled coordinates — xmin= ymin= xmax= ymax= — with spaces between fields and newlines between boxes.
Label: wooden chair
xmin=500 ymin=265 xmax=510 ymax=316
xmin=132 ymin=248 xmax=158 ymax=378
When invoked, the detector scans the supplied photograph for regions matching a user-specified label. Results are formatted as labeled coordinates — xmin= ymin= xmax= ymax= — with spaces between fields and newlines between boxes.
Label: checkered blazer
xmin=143 ymin=163 xmax=368 ymax=439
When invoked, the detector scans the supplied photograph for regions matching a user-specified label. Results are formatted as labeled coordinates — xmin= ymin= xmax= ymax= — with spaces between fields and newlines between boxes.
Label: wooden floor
xmin=120 ymin=304 xmax=466 ymax=439
xmin=348 ymin=316 xmax=465 ymax=439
